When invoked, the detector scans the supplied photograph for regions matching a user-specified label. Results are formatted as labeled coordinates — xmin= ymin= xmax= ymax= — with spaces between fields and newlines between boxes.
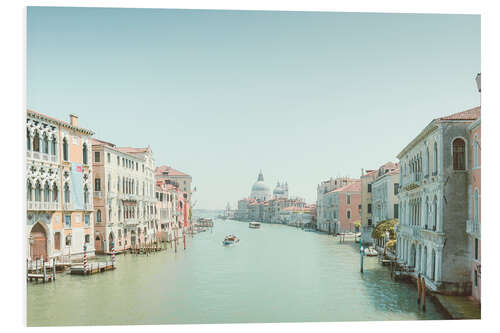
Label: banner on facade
xmin=71 ymin=162 xmax=84 ymax=210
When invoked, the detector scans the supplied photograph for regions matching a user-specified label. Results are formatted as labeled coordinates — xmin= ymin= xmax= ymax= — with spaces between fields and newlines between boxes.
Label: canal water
xmin=27 ymin=218 xmax=446 ymax=326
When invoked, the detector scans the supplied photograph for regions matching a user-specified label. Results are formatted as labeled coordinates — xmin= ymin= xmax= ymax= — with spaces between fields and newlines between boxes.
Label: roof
xmin=437 ymin=107 xmax=481 ymax=121
xmin=332 ymin=180 xmax=361 ymax=193
xmin=27 ymin=109 xmax=95 ymax=135
xmin=92 ymin=138 xmax=116 ymax=147
xmin=155 ymin=165 xmax=191 ymax=177
xmin=116 ymin=147 xmax=150 ymax=154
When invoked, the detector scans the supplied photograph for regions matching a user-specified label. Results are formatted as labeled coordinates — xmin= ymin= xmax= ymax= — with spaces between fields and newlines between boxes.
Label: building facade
xmin=396 ymin=107 xmax=480 ymax=295
xmin=156 ymin=182 xmax=178 ymax=242
xmin=155 ymin=165 xmax=193 ymax=202
xmin=92 ymin=140 xmax=157 ymax=253
xmin=27 ymin=110 xmax=95 ymax=261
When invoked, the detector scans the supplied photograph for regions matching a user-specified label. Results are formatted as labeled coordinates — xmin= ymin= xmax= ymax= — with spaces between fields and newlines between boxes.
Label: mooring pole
xmin=417 ymin=273 xmax=421 ymax=304
xmin=422 ymin=278 xmax=427 ymax=312
xmin=360 ymin=239 xmax=364 ymax=273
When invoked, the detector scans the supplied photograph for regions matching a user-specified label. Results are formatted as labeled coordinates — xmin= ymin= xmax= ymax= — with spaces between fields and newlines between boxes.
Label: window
xmin=33 ymin=131 xmax=40 ymax=152
xmin=117 ymin=156 xmax=120 ymax=165
xmin=474 ymin=238 xmax=479 ymax=261
xmin=34 ymin=182 xmax=41 ymax=201
xmin=84 ymin=185 xmax=89 ymax=203
xmin=42 ymin=134 xmax=49 ymax=154
xmin=394 ymin=183 xmax=399 ymax=195
xmin=64 ymin=215 xmax=71 ymax=228
xmin=63 ymin=138 xmax=68 ymax=161
xmin=84 ymin=214 xmax=90 ymax=225
xmin=347 ymin=210 xmax=351 ymax=219
xmin=53 ymin=184 xmax=58 ymax=202
xmin=474 ymin=269 xmax=478 ymax=287
xmin=83 ymin=143 xmax=88 ymax=165
xmin=426 ymin=148 xmax=430 ymax=176
xmin=95 ymin=178 xmax=101 ymax=191
xmin=368 ymin=218 xmax=372 ymax=226
xmin=65 ymin=235 xmax=72 ymax=246
xmin=433 ymin=142 xmax=438 ymax=175
xmin=473 ymin=141 xmax=479 ymax=168
xmin=85 ymin=234 xmax=90 ymax=243
xmin=27 ymin=129 xmax=31 ymax=151
xmin=367 ymin=184 xmax=372 ymax=193
xmin=368 ymin=204 xmax=372 ymax=214
xmin=394 ymin=204 xmax=399 ymax=219
xmin=54 ymin=232 xmax=61 ymax=250
xmin=347 ymin=195 xmax=351 ymax=204
xmin=51 ymin=139 xmax=56 ymax=156
xmin=107 ymin=152 xmax=111 ymax=163
xmin=27 ymin=182 xmax=32 ymax=201
xmin=474 ymin=189 xmax=479 ymax=223
xmin=452 ymin=138 xmax=466 ymax=170
xmin=94 ymin=151 xmax=101 ymax=163
xmin=96 ymin=209 xmax=102 ymax=222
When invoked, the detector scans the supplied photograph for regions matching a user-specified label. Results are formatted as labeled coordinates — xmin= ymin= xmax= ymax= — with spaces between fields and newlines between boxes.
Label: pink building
xmin=467 ymin=114 xmax=481 ymax=302
xmin=331 ymin=180 xmax=362 ymax=233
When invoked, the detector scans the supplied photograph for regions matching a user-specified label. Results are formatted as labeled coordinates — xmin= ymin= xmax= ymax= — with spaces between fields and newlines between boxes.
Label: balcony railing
xmin=26 ymin=151 xmax=58 ymax=163
xmin=27 ymin=201 xmax=60 ymax=211
xmin=94 ymin=191 xmax=102 ymax=199
xmin=466 ymin=219 xmax=481 ymax=238
xmin=83 ymin=203 xmax=93 ymax=211
xmin=125 ymin=218 xmax=138 ymax=226
xmin=63 ymin=202 xmax=73 ymax=211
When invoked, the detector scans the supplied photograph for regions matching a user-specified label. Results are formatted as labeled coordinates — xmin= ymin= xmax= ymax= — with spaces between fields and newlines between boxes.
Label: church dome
xmin=250 ymin=170 xmax=271 ymax=201
xmin=252 ymin=181 xmax=270 ymax=192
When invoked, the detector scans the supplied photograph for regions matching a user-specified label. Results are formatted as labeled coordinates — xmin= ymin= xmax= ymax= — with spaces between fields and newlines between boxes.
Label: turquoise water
xmin=27 ymin=218 xmax=446 ymax=326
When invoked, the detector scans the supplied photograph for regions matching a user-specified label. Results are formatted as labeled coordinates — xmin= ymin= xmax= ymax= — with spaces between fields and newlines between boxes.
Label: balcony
xmin=83 ymin=203 xmax=93 ymax=211
xmin=63 ymin=202 xmax=73 ymax=211
xmin=27 ymin=201 xmax=60 ymax=211
xmin=26 ymin=151 xmax=57 ymax=163
xmin=94 ymin=191 xmax=103 ymax=199
xmin=125 ymin=218 xmax=138 ymax=226
xmin=466 ymin=219 xmax=481 ymax=239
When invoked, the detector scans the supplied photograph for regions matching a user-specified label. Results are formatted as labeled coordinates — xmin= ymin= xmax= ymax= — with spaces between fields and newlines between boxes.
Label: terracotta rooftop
xmin=92 ymin=138 xmax=116 ymax=147
xmin=116 ymin=147 xmax=150 ymax=154
xmin=156 ymin=165 xmax=191 ymax=177
xmin=332 ymin=180 xmax=361 ymax=193
xmin=437 ymin=106 xmax=481 ymax=121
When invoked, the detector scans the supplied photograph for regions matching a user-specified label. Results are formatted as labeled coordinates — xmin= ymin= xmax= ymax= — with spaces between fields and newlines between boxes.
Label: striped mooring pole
xmin=111 ymin=242 xmax=116 ymax=267
xmin=83 ymin=243 xmax=88 ymax=274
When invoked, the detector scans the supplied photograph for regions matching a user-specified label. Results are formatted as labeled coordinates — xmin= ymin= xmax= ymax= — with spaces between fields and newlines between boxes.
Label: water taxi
xmin=249 ymin=222 xmax=261 ymax=229
xmin=222 ymin=234 xmax=239 ymax=246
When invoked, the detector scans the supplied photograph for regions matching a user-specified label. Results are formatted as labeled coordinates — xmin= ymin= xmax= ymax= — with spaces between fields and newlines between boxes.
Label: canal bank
xmin=28 ymin=218 xmax=447 ymax=326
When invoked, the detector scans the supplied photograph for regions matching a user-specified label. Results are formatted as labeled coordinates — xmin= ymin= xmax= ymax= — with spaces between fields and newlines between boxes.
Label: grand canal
xmin=27 ymin=218 xmax=447 ymax=326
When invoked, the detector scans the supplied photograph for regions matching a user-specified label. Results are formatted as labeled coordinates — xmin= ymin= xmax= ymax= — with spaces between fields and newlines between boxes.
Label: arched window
xmin=96 ymin=209 xmax=102 ymax=222
xmin=63 ymin=138 xmax=69 ymax=161
xmin=51 ymin=137 xmax=57 ymax=156
xmin=53 ymin=184 xmax=58 ymax=202
xmin=117 ymin=176 xmax=120 ymax=192
xmin=474 ymin=189 xmax=479 ymax=223
xmin=347 ymin=210 xmax=351 ymax=219
xmin=33 ymin=131 xmax=40 ymax=152
xmin=433 ymin=196 xmax=438 ymax=231
xmin=118 ymin=206 xmax=122 ymax=221
xmin=433 ymin=142 xmax=438 ymax=175
xmin=84 ymin=185 xmax=89 ymax=204
xmin=43 ymin=183 xmax=50 ymax=202
xmin=109 ymin=207 xmax=112 ymax=220
xmin=27 ymin=182 xmax=32 ymax=201
xmin=107 ymin=175 xmax=111 ymax=192
xmin=425 ymin=148 xmax=430 ymax=176
xmin=64 ymin=183 xmax=70 ymax=203
xmin=82 ymin=143 xmax=88 ymax=165
xmin=27 ymin=129 xmax=31 ymax=151
xmin=473 ymin=141 xmax=479 ymax=168
xmin=35 ymin=181 xmax=41 ymax=202
xmin=42 ymin=134 xmax=49 ymax=154
xmin=452 ymin=138 xmax=466 ymax=170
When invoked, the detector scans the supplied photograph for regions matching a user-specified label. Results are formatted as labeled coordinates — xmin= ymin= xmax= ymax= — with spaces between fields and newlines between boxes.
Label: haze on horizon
xmin=27 ymin=8 xmax=480 ymax=210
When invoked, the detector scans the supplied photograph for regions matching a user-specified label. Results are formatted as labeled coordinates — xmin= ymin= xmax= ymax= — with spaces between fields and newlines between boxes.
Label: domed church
xmin=250 ymin=170 xmax=271 ymax=201
xmin=273 ymin=181 xmax=289 ymax=199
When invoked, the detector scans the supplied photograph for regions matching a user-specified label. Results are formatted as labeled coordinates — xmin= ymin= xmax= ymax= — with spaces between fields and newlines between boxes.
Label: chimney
xmin=69 ymin=114 xmax=78 ymax=127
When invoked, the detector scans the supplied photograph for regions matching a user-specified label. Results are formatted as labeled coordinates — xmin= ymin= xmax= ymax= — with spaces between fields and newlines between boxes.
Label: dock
xmin=70 ymin=262 xmax=116 ymax=275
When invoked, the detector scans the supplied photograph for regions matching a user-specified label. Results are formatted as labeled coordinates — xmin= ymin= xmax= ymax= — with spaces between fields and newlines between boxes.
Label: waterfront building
xmin=330 ymin=181 xmax=361 ymax=233
xmin=27 ymin=110 xmax=95 ymax=261
xmin=467 ymin=114 xmax=481 ymax=302
xmin=396 ymin=106 xmax=480 ymax=295
xmin=316 ymin=177 xmax=358 ymax=233
xmin=155 ymin=181 xmax=178 ymax=242
xmin=279 ymin=206 xmax=313 ymax=227
xmin=250 ymin=170 xmax=271 ymax=201
xmin=371 ymin=163 xmax=400 ymax=248
xmin=273 ymin=181 xmax=289 ymax=199
xmin=360 ymin=169 xmax=377 ymax=244
xmin=155 ymin=165 xmax=193 ymax=202
xmin=92 ymin=140 xmax=157 ymax=253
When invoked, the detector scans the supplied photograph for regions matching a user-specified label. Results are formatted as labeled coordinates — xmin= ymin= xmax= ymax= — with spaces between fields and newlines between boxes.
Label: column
xmin=416 ymin=244 xmax=420 ymax=272
xmin=437 ymin=193 xmax=443 ymax=232
xmin=435 ymin=248 xmax=443 ymax=283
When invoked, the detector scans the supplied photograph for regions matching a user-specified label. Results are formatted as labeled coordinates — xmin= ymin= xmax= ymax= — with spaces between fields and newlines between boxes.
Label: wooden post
xmin=183 ymin=228 xmax=186 ymax=250
xmin=53 ymin=258 xmax=56 ymax=281
xmin=43 ymin=260 xmax=47 ymax=283
xmin=35 ymin=258 xmax=38 ymax=274
xmin=175 ymin=232 xmax=177 ymax=253
xmin=26 ymin=259 xmax=29 ymax=281
xmin=422 ymin=278 xmax=426 ymax=312
xmin=417 ymin=273 xmax=421 ymax=304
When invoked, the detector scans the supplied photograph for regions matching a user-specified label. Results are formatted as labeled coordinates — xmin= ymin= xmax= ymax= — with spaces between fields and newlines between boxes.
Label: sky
xmin=27 ymin=7 xmax=480 ymax=210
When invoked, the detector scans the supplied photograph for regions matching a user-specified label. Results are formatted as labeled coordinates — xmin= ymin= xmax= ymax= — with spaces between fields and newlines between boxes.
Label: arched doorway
xmin=30 ymin=222 xmax=47 ymax=261
xmin=410 ymin=244 xmax=417 ymax=268
xmin=108 ymin=232 xmax=115 ymax=252
xmin=131 ymin=230 xmax=136 ymax=246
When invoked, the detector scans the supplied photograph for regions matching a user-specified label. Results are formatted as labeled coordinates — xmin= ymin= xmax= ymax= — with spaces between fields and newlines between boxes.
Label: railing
xmin=27 ymin=201 xmax=60 ymax=211
xmin=63 ymin=202 xmax=73 ymax=211
xmin=466 ymin=219 xmax=481 ymax=238
xmin=83 ymin=203 xmax=93 ymax=211
xmin=94 ymin=191 xmax=102 ymax=199
xmin=26 ymin=151 xmax=57 ymax=163
xmin=125 ymin=218 xmax=138 ymax=226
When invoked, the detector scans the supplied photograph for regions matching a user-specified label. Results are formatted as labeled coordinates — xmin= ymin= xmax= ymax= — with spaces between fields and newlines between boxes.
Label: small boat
xmin=249 ymin=222 xmax=261 ymax=229
xmin=364 ymin=247 xmax=378 ymax=257
xmin=222 ymin=234 xmax=239 ymax=246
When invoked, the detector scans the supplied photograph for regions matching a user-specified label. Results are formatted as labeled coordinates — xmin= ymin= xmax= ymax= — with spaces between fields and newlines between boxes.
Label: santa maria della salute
xmin=234 ymin=171 xmax=314 ymax=226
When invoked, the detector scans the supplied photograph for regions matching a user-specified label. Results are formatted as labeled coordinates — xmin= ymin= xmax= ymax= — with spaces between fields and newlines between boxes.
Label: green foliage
xmin=385 ymin=239 xmax=396 ymax=250
xmin=371 ymin=219 xmax=398 ymax=240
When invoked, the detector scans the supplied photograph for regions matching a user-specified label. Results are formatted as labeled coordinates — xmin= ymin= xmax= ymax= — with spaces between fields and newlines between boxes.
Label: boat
xmin=222 ymin=234 xmax=239 ymax=246
xmin=364 ymin=247 xmax=378 ymax=257
xmin=249 ymin=222 xmax=261 ymax=229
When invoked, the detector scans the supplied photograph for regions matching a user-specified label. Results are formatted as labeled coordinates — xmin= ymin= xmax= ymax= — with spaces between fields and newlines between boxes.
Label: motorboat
xmin=364 ymin=247 xmax=378 ymax=257
xmin=249 ymin=222 xmax=261 ymax=229
xmin=222 ymin=234 xmax=239 ymax=246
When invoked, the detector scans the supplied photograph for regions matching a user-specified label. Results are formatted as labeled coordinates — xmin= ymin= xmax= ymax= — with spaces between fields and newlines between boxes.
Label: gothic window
xmin=83 ymin=143 xmax=88 ymax=165
xmin=64 ymin=183 xmax=70 ymax=203
xmin=109 ymin=207 xmax=112 ymax=220
xmin=95 ymin=178 xmax=101 ymax=191
xmin=94 ymin=151 xmax=101 ymax=163
xmin=107 ymin=175 xmax=111 ymax=192
xmin=347 ymin=210 xmax=351 ymax=219
xmin=33 ymin=131 xmax=40 ymax=152
xmin=53 ymin=184 xmax=58 ymax=202
xmin=42 ymin=134 xmax=49 ymax=154
xmin=347 ymin=195 xmax=351 ymax=204
xmin=96 ymin=209 xmax=102 ymax=222
xmin=27 ymin=129 xmax=31 ymax=151
xmin=433 ymin=196 xmax=438 ymax=231
xmin=63 ymin=138 xmax=69 ymax=161
xmin=425 ymin=147 xmax=430 ymax=176
xmin=35 ymin=181 xmax=41 ymax=202
xmin=117 ymin=176 xmax=120 ymax=192
xmin=474 ymin=189 xmax=479 ymax=223
xmin=51 ymin=138 xmax=57 ymax=156
xmin=27 ymin=182 xmax=32 ymax=201
xmin=433 ymin=142 xmax=438 ymax=175
xmin=84 ymin=185 xmax=89 ymax=204
xmin=44 ymin=183 xmax=50 ymax=202
xmin=452 ymin=138 xmax=466 ymax=170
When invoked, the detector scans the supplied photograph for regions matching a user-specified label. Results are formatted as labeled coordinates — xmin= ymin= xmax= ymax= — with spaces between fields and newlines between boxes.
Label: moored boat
xmin=222 ymin=234 xmax=239 ymax=246
xmin=364 ymin=247 xmax=378 ymax=256
xmin=249 ymin=222 xmax=261 ymax=229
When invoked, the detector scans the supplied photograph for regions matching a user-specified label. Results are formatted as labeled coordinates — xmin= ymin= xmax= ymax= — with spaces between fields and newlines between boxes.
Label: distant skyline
xmin=27 ymin=7 xmax=480 ymax=209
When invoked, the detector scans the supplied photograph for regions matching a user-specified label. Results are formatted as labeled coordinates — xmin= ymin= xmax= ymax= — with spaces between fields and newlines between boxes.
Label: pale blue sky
xmin=27 ymin=7 xmax=480 ymax=209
